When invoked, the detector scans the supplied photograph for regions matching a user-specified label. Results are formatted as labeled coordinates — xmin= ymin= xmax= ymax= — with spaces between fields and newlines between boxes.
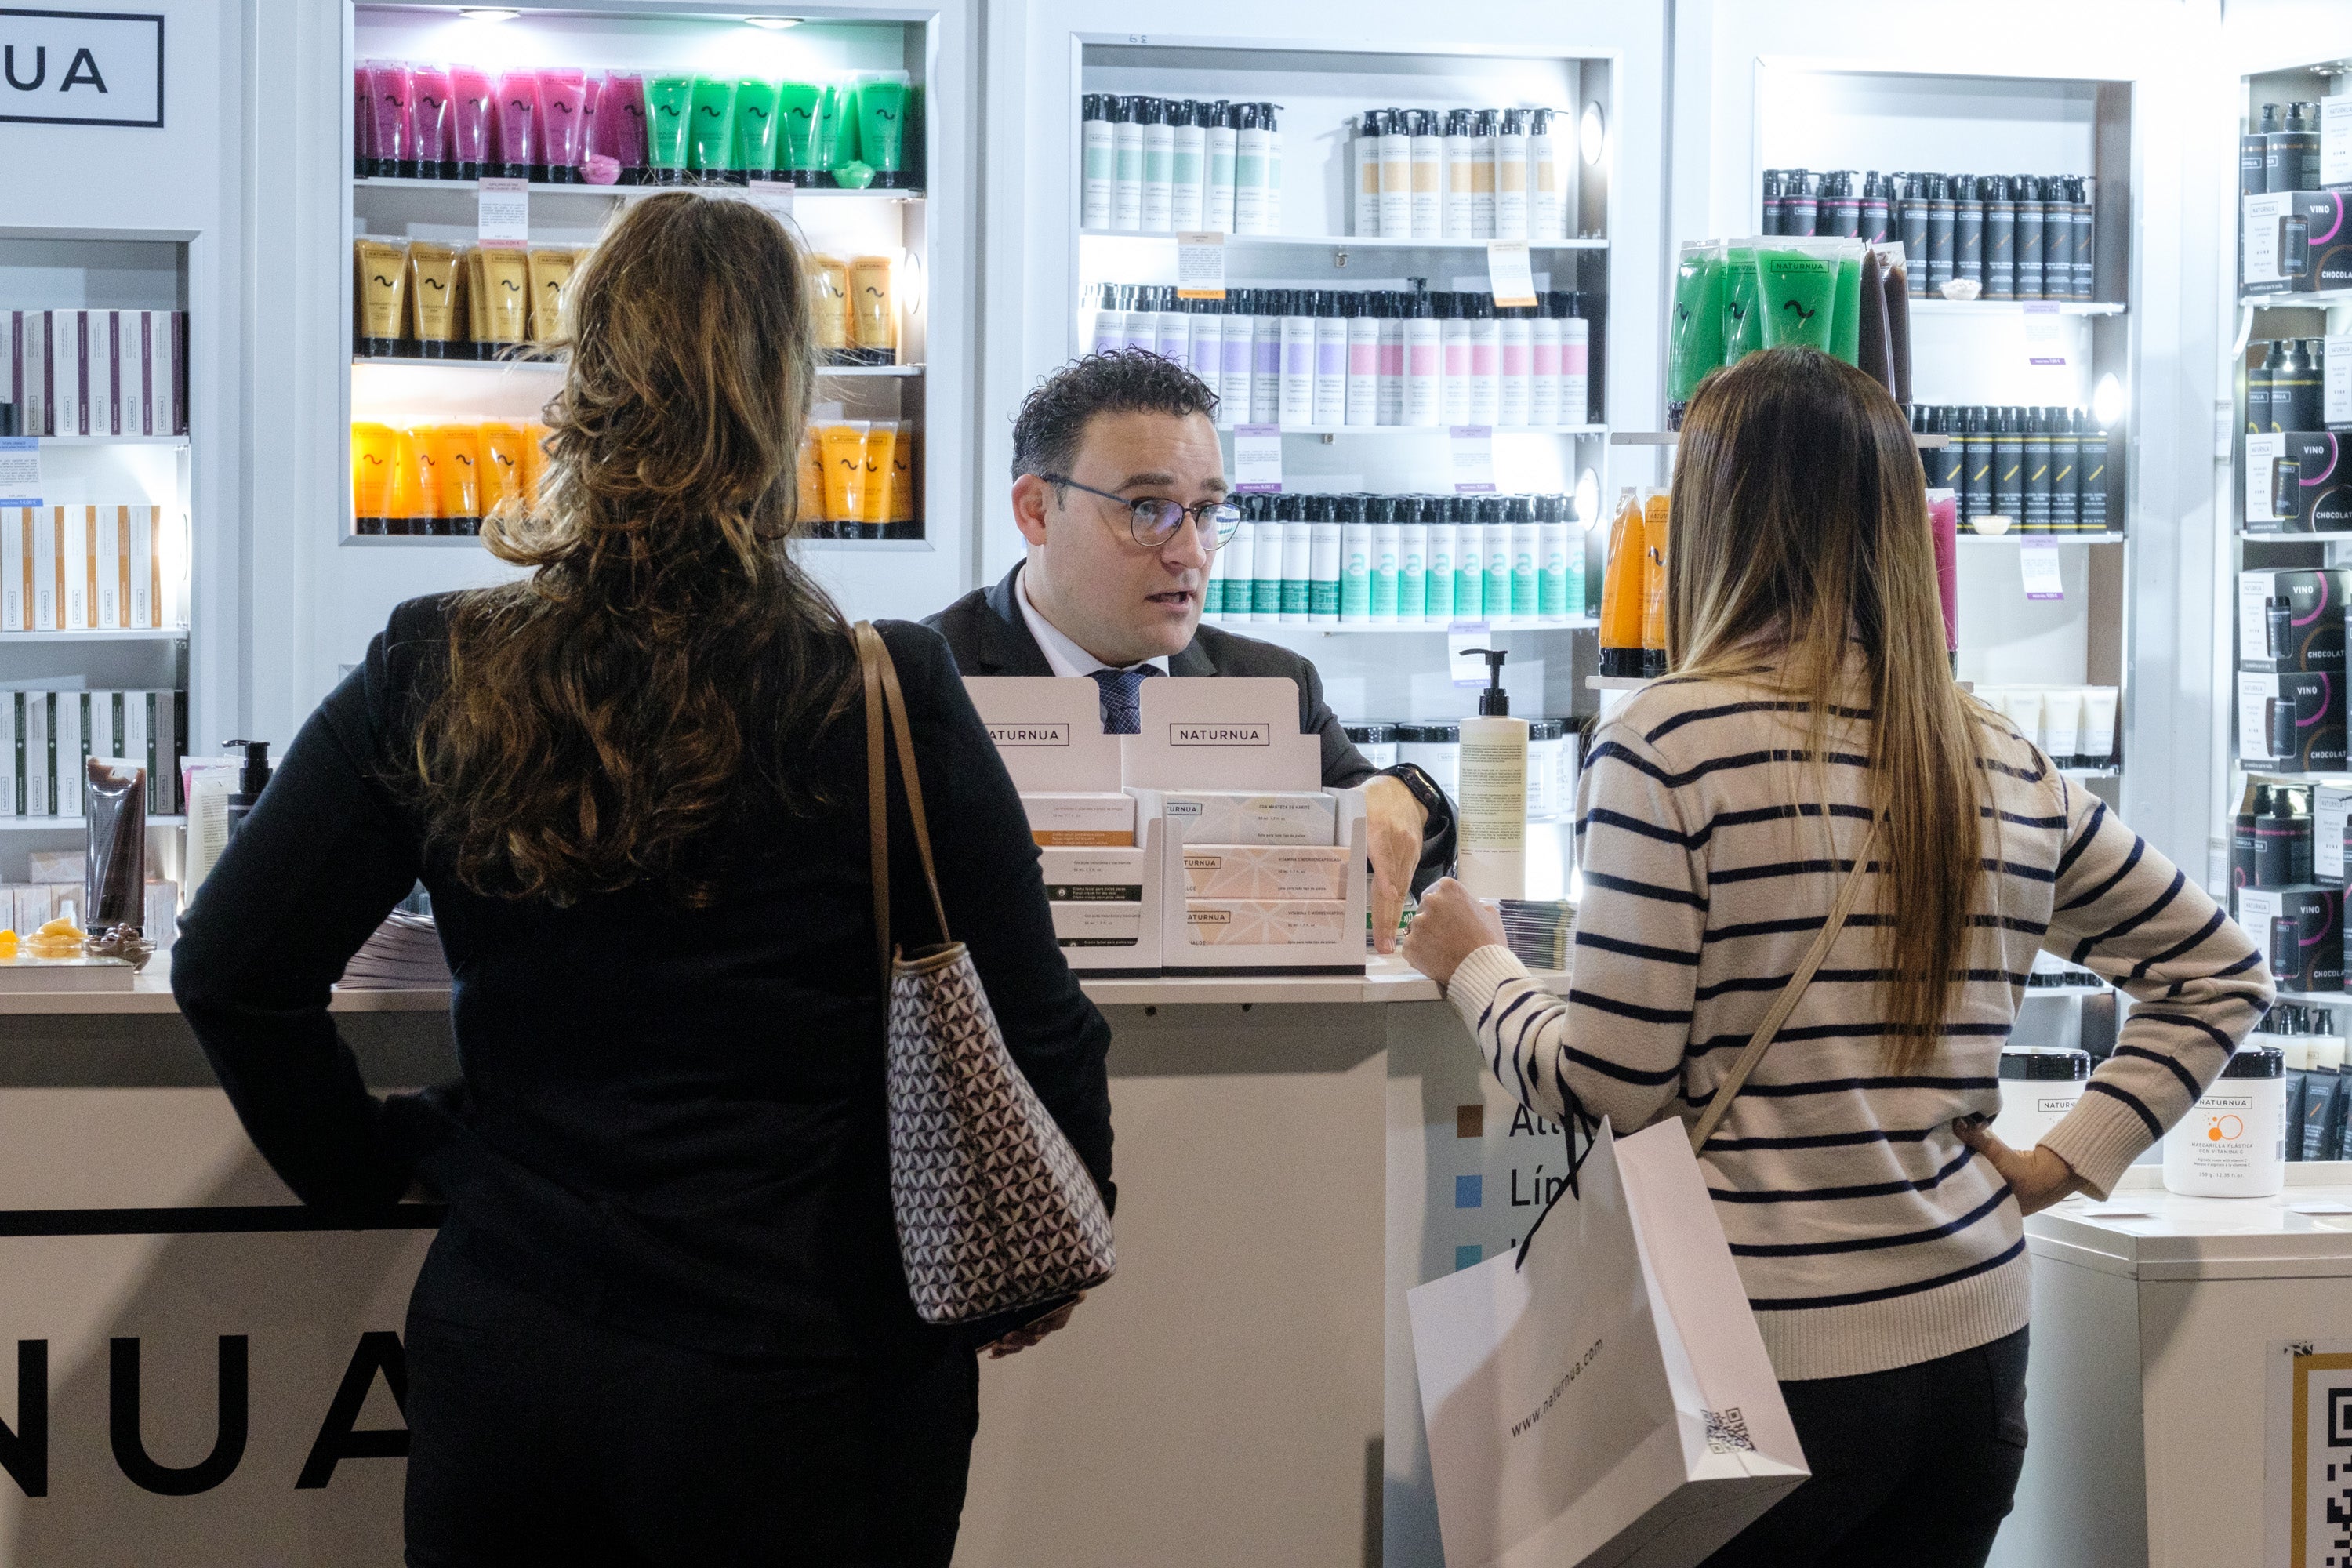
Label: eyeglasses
xmin=1040 ymin=474 xmax=1244 ymax=551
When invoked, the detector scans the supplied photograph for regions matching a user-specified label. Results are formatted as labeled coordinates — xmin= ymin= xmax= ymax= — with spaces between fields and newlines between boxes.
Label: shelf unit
xmin=1209 ymin=614 xmax=1597 ymax=635
xmin=1078 ymin=230 xmax=1609 ymax=251
xmin=344 ymin=5 xmax=941 ymax=549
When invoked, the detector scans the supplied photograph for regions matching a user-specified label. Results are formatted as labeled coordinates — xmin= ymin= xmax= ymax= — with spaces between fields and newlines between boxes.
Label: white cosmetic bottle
xmin=1404 ymin=291 xmax=1441 ymax=426
xmin=1111 ymin=95 xmax=1143 ymax=232
xmin=1140 ymin=96 xmax=1174 ymax=233
xmin=1353 ymin=110 xmax=1385 ymax=237
xmin=1205 ymin=101 xmax=1239 ymax=233
xmin=2164 ymin=1046 xmax=2288 ymax=1197
xmin=1377 ymin=107 xmax=1412 ymax=238
xmin=1171 ymin=100 xmax=1207 ymax=231
xmin=1080 ymin=93 xmax=1114 ymax=230
xmin=1456 ymin=648 xmax=1530 ymax=900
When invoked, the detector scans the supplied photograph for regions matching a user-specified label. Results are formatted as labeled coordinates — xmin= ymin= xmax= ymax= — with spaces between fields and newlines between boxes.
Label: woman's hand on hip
xmin=1954 ymin=1117 xmax=2085 ymax=1216
xmin=1401 ymin=877 xmax=1509 ymax=992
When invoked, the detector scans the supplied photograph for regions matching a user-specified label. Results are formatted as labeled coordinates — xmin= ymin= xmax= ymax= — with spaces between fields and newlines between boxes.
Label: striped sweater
xmin=1446 ymin=672 xmax=2272 ymax=1381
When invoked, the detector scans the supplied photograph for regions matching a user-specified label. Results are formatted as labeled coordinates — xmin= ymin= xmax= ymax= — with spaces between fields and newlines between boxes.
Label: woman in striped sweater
xmin=1403 ymin=347 xmax=2269 ymax=1567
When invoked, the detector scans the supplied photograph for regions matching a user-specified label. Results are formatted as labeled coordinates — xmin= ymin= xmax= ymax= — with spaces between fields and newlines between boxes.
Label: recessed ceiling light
xmin=744 ymin=15 xmax=801 ymax=27
xmin=458 ymin=7 xmax=521 ymax=18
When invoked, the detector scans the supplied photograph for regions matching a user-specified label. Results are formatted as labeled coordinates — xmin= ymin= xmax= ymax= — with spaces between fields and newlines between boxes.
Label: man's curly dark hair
xmin=1010 ymin=350 xmax=1221 ymax=481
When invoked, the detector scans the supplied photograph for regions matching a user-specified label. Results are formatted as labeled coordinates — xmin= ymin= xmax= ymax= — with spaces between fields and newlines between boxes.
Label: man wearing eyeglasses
xmin=924 ymin=350 xmax=1455 ymax=953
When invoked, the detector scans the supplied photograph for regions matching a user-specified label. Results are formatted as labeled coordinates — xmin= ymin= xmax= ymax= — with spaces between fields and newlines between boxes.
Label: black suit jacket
xmin=924 ymin=564 xmax=1456 ymax=884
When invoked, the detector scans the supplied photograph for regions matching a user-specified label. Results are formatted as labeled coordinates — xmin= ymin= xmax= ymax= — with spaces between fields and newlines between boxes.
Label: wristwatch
xmin=1378 ymin=761 xmax=1449 ymax=821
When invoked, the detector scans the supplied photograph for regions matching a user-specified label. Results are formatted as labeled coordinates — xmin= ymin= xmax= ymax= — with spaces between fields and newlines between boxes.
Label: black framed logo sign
xmin=0 ymin=9 xmax=163 ymax=129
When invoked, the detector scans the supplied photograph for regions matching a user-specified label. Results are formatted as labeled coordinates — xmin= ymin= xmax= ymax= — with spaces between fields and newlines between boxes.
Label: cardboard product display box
xmin=2237 ymin=569 xmax=2352 ymax=671
xmin=1182 ymin=899 xmax=1351 ymax=948
xmin=2239 ymin=669 xmax=2349 ymax=773
xmin=2243 ymin=191 xmax=2352 ymax=296
xmin=1180 ymin=844 xmax=1352 ymax=900
xmin=2244 ymin=434 xmax=2352 ymax=534
xmin=2237 ymin=884 xmax=2346 ymax=993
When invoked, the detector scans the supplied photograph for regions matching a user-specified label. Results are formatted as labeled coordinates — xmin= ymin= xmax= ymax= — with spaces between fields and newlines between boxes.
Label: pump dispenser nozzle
xmin=1463 ymin=648 xmax=1511 ymax=714
xmin=223 ymin=739 xmax=274 ymax=840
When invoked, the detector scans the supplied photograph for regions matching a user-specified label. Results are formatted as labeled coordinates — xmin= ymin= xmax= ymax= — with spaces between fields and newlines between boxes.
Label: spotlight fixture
xmin=744 ymin=15 xmax=802 ymax=27
xmin=458 ymin=7 xmax=521 ymax=18
xmin=1579 ymin=103 xmax=1607 ymax=167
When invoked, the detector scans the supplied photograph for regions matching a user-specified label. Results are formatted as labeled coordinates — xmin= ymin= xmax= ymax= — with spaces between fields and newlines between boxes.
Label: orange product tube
xmin=521 ymin=423 xmax=551 ymax=507
xmin=352 ymin=423 xmax=398 ymax=535
xmin=859 ymin=420 xmax=897 ymax=525
xmin=427 ymin=425 xmax=485 ymax=533
xmin=1640 ymin=487 xmax=1671 ymax=677
xmin=818 ymin=420 xmax=869 ymax=524
xmin=477 ymin=422 xmax=527 ymax=518
xmin=887 ymin=425 xmax=915 ymax=525
xmin=1597 ymin=487 xmax=1646 ymax=678
xmin=796 ymin=428 xmax=827 ymax=526
xmin=388 ymin=426 xmax=434 ymax=535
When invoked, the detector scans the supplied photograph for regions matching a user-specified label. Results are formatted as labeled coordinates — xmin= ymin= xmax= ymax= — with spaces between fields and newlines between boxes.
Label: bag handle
xmin=857 ymin=622 xmax=953 ymax=989
xmin=1687 ymin=820 xmax=1883 ymax=1155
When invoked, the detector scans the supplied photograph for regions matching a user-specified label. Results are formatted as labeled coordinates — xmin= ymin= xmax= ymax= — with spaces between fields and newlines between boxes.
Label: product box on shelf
xmin=1179 ymin=844 xmax=1351 ymax=900
xmin=0 ymin=310 xmax=185 ymax=437
xmin=1122 ymin=677 xmax=1366 ymax=976
xmin=964 ymin=676 xmax=1161 ymax=974
xmin=2238 ymin=569 xmax=2352 ymax=670
xmin=1021 ymin=793 xmax=1135 ymax=847
xmin=2240 ymin=669 xmax=2349 ymax=771
xmin=2245 ymin=434 xmax=2352 ymax=532
xmin=2238 ymin=884 xmax=2345 ymax=993
xmin=2244 ymin=191 xmax=2352 ymax=296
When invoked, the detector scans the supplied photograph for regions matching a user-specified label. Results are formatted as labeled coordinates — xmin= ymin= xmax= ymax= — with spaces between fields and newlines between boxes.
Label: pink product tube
xmin=537 ymin=67 xmax=587 ymax=183
xmin=597 ymin=71 xmax=647 ymax=178
xmin=493 ymin=69 xmax=539 ymax=180
xmin=450 ymin=65 xmax=492 ymax=179
xmin=410 ymin=65 xmax=453 ymax=177
xmin=354 ymin=67 xmax=372 ymax=176
xmin=367 ymin=60 xmax=416 ymax=178
xmin=580 ymin=72 xmax=600 ymax=160
xmin=1927 ymin=487 xmax=1959 ymax=652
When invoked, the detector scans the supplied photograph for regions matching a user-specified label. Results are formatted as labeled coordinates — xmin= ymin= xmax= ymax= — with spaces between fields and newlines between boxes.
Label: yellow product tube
xmin=463 ymin=247 xmax=492 ymax=358
xmin=527 ymin=246 xmax=578 ymax=345
xmin=521 ymin=422 xmax=551 ymax=508
xmin=818 ymin=421 xmax=869 ymax=523
xmin=427 ymin=425 xmax=484 ymax=534
xmin=1640 ymin=488 xmax=1671 ymax=677
xmin=389 ymin=426 xmax=433 ymax=535
xmin=477 ymin=422 xmax=526 ymax=519
xmin=809 ymin=256 xmax=851 ymax=360
xmin=351 ymin=423 xmax=397 ymax=535
xmin=478 ymin=246 xmax=532 ymax=352
xmin=848 ymin=254 xmax=895 ymax=364
xmin=354 ymin=238 xmax=411 ymax=358
xmin=858 ymin=420 xmax=897 ymax=527
xmin=1596 ymin=488 xmax=1646 ymax=678
xmin=887 ymin=425 xmax=915 ymax=525
xmin=407 ymin=242 xmax=464 ymax=359
xmin=796 ymin=429 xmax=826 ymax=528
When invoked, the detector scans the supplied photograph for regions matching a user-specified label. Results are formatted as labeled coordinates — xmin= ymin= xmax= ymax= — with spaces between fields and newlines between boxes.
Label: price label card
xmin=2022 ymin=302 xmax=2067 ymax=368
xmin=2325 ymin=97 xmax=2352 ymax=188
xmin=1449 ymin=426 xmax=1497 ymax=493
xmin=1486 ymin=241 xmax=1538 ymax=309
xmin=0 ymin=437 xmax=40 ymax=506
xmin=1231 ymin=424 xmax=1283 ymax=492
xmin=2020 ymin=540 xmax=2065 ymax=601
xmin=1446 ymin=629 xmax=1495 ymax=687
xmin=1177 ymin=232 xmax=1226 ymax=299
xmin=477 ymin=177 xmax=531 ymax=248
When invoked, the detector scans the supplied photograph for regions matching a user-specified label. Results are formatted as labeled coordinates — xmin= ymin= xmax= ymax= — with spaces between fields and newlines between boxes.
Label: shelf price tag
xmin=1449 ymin=426 xmax=1497 ymax=493
xmin=1232 ymin=424 xmax=1283 ymax=493
xmin=1177 ymin=232 xmax=1226 ymax=300
xmin=2020 ymin=541 xmax=2064 ymax=601
xmin=1486 ymin=241 xmax=1537 ymax=309
xmin=2022 ymin=302 xmax=2067 ymax=368
xmin=0 ymin=437 xmax=39 ymax=507
xmin=477 ymin=177 xmax=531 ymax=248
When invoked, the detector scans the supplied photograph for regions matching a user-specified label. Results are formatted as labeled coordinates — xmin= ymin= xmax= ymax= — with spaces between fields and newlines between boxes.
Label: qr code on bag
xmin=1704 ymin=1406 xmax=1755 ymax=1455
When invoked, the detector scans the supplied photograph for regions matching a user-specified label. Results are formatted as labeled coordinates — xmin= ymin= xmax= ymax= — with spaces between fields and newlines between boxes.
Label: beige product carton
xmin=1022 ymin=792 xmax=1136 ymax=847
xmin=1051 ymin=901 xmax=1144 ymax=949
xmin=1039 ymin=846 xmax=1147 ymax=902
xmin=1160 ymin=791 xmax=1336 ymax=847
xmin=1184 ymin=898 xmax=1349 ymax=947
xmin=1181 ymin=844 xmax=1351 ymax=900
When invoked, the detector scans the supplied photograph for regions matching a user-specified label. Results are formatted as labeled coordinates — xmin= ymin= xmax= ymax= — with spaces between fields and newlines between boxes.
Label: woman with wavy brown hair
xmin=174 ymin=194 xmax=1112 ymax=1566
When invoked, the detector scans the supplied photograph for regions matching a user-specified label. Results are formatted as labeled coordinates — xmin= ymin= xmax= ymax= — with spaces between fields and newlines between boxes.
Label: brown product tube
xmin=848 ymin=253 xmax=894 ymax=362
xmin=83 ymin=756 xmax=146 ymax=932
xmin=354 ymin=238 xmax=411 ymax=358
xmin=408 ymin=242 xmax=463 ymax=359
xmin=478 ymin=247 xmax=532 ymax=350
xmin=1598 ymin=488 xmax=1646 ymax=677
xmin=1640 ymin=488 xmax=1671 ymax=677
xmin=810 ymin=256 xmax=851 ymax=359
xmin=463 ymin=248 xmax=492 ymax=359
xmin=1855 ymin=247 xmax=1891 ymax=399
xmin=1878 ymin=245 xmax=1912 ymax=404
xmin=526 ymin=247 xmax=578 ymax=344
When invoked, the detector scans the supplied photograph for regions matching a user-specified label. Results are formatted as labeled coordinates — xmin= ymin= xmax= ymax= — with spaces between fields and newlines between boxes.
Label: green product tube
xmin=778 ymin=80 xmax=826 ymax=183
xmin=731 ymin=78 xmax=784 ymax=180
xmin=646 ymin=74 xmax=695 ymax=184
xmin=688 ymin=77 xmax=737 ymax=176
xmin=1722 ymin=245 xmax=1763 ymax=365
xmin=856 ymin=72 xmax=912 ymax=189
xmin=1829 ymin=246 xmax=1863 ymax=366
xmin=1757 ymin=245 xmax=1838 ymax=353
xmin=1668 ymin=242 xmax=1728 ymax=408
xmin=823 ymin=80 xmax=861 ymax=173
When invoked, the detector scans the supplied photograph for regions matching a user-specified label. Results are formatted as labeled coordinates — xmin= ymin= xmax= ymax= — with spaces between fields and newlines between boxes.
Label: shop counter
xmin=0 ymin=956 xmax=1525 ymax=1566
xmin=1998 ymin=1170 xmax=2352 ymax=1568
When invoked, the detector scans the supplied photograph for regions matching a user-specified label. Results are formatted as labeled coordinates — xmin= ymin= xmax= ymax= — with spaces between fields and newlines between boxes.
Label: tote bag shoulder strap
xmin=1687 ymin=819 xmax=1882 ymax=1155
xmin=856 ymin=622 xmax=953 ymax=989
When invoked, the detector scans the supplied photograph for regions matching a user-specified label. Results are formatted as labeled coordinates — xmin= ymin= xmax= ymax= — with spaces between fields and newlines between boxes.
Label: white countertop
xmin=2025 ymin=1167 xmax=2352 ymax=1281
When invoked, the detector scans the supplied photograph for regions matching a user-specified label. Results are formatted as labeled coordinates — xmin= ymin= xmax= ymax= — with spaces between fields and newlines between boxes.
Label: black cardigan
xmin=172 ymin=599 xmax=1114 ymax=1357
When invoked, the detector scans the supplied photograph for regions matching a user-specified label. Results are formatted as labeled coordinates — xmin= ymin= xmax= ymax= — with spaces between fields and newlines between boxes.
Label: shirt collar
xmin=1014 ymin=567 xmax=1172 ymax=680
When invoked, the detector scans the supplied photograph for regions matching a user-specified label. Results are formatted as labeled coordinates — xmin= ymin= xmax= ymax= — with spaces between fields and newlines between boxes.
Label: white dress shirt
xmin=1014 ymin=567 xmax=1172 ymax=680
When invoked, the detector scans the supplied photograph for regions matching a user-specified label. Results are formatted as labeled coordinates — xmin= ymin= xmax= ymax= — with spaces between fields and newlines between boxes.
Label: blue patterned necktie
xmin=1090 ymin=666 xmax=1162 ymax=735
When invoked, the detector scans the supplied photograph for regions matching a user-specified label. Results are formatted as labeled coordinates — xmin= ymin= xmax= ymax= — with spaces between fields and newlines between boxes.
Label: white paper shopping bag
xmin=1409 ymin=1120 xmax=1808 ymax=1568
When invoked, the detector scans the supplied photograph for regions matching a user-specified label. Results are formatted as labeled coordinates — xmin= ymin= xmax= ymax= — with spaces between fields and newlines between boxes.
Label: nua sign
xmin=0 ymin=8 xmax=165 ymax=129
